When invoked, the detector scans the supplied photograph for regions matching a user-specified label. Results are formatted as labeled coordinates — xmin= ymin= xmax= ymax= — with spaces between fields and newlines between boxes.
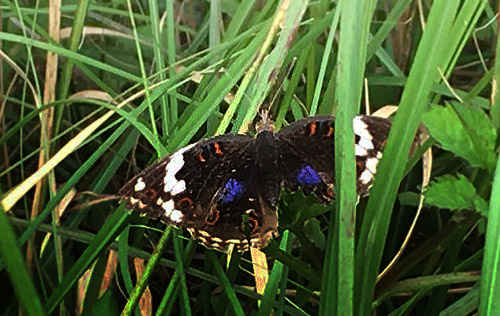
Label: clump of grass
xmin=0 ymin=1 xmax=499 ymax=315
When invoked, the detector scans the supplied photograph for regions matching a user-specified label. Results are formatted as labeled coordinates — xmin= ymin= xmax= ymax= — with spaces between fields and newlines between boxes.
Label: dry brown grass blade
xmin=28 ymin=0 xmax=62 ymax=275
xmin=76 ymin=268 xmax=91 ymax=315
xmin=250 ymin=247 xmax=269 ymax=298
xmin=134 ymin=257 xmax=152 ymax=316
xmin=75 ymin=250 xmax=119 ymax=316
xmin=101 ymin=251 xmax=119 ymax=295
xmin=39 ymin=188 xmax=76 ymax=257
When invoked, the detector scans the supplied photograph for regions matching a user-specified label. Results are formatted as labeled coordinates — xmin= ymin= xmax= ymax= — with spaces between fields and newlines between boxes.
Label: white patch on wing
xmin=355 ymin=144 xmax=368 ymax=156
xmin=169 ymin=210 xmax=184 ymax=223
xmin=358 ymin=137 xmax=374 ymax=150
xmin=353 ymin=116 xmax=375 ymax=150
xmin=163 ymin=144 xmax=195 ymax=194
xmin=130 ymin=197 xmax=139 ymax=204
xmin=134 ymin=177 xmax=145 ymax=191
xmin=360 ymin=169 xmax=373 ymax=184
xmin=365 ymin=157 xmax=379 ymax=174
xmin=171 ymin=180 xmax=186 ymax=195
xmin=161 ymin=200 xmax=175 ymax=217
xmin=353 ymin=116 xmax=373 ymax=140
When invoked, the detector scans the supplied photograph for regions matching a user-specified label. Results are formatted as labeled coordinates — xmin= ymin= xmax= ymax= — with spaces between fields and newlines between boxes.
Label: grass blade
xmin=0 ymin=205 xmax=44 ymax=315
xmin=354 ymin=0 xmax=461 ymax=314
xmin=479 ymin=154 xmax=500 ymax=314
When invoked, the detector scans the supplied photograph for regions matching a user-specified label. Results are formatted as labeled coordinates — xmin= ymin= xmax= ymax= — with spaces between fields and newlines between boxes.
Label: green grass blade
xmin=165 ymin=0 xmax=178 ymax=129
xmin=366 ymin=0 xmax=413 ymax=62
xmin=122 ymin=226 xmax=172 ymax=316
xmin=354 ymin=0 xmax=461 ymax=314
xmin=0 ymin=205 xmax=44 ymax=315
xmin=207 ymin=251 xmax=244 ymax=316
xmin=258 ymin=231 xmax=291 ymax=315
xmin=44 ymin=207 xmax=130 ymax=313
xmin=0 ymin=32 xmax=141 ymax=82
xmin=15 ymin=121 xmax=130 ymax=247
xmin=479 ymin=154 xmax=500 ymax=314
xmin=147 ymin=0 xmax=169 ymax=137
xmin=155 ymin=241 xmax=196 ymax=315
xmin=321 ymin=0 xmax=376 ymax=314
xmin=309 ymin=4 xmax=340 ymax=116
xmin=236 ymin=1 xmax=309 ymax=131
xmin=441 ymin=285 xmax=479 ymax=316
xmin=171 ymin=230 xmax=191 ymax=315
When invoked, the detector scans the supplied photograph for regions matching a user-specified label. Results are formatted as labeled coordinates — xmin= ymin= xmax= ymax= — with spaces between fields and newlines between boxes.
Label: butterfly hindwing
xmin=187 ymin=177 xmax=278 ymax=251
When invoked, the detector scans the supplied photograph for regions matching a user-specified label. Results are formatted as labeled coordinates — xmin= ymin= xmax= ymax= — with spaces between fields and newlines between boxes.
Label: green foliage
xmin=1 ymin=0 xmax=499 ymax=315
xmin=422 ymin=103 xmax=497 ymax=171
xmin=424 ymin=174 xmax=489 ymax=215
xmin=81 ymin=290 xmax=119 ymax=316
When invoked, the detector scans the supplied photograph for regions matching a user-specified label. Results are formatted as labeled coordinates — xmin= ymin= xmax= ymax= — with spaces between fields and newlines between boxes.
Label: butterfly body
xmin=119 ymin=115 xmax=391 ymax=251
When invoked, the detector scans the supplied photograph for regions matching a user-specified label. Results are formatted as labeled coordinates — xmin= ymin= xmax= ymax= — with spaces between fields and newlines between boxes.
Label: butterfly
xmin=119 ymin=115 xmax=392 ymax=251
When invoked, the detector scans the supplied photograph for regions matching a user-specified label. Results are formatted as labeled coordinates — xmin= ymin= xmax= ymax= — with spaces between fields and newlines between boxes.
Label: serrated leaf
xmin=424 ymin=174 xmax=488 ymax=215
xmin=422 ymin=103 xmax=497 ymax=171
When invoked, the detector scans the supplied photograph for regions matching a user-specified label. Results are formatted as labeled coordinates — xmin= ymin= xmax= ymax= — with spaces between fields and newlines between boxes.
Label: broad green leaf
xmin=422 ymin=103 xmax=496 ymax=171
xmin=424 ymin=174 xmax=488 ymax=215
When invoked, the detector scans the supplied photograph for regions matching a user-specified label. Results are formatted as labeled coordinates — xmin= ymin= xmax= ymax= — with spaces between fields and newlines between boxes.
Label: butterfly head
xmin=256 ymin=110 xmax=275 ymax=133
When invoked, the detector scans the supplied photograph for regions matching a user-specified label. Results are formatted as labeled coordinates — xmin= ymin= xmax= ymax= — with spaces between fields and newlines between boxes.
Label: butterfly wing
xmin=119 ymin=134 xmax=277 ymax=251
xmin=186 ymin=176 xmax=278 ymax=251
xmin=276 ymin=115 xmax=391 ymax=197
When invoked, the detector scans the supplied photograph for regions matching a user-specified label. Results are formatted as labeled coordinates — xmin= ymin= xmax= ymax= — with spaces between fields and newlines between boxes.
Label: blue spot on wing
xmin=297 ymin=165 xmax=322 ymax=187
xmin=221 ymin=178 xmax=245 ymax=204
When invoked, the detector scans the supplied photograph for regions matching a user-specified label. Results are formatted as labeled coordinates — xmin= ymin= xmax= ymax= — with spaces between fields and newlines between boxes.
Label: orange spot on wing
xmin=213 ymin=143 xmax=223 ymax=156
xmin=326 ymin=188 xmax=335 ymax=198
xmin=206 ymin=209 xmax=220 ymax=225
xmin=145 ymin=187 xmax=156 ymax=197
xmin=178 ymin=197 xmax=193 ymax=210
xmin=198 ymin=153 xmax=206 ymax=162
xmin=327 ymin=126 xmax=334 ymax=137
xmin=308 ymin=123 xmax=317 ymax=136
xmin=248 ymin=217 xmax=259 ymax=234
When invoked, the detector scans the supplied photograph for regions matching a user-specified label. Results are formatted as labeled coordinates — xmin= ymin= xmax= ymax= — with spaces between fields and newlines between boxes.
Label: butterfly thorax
xmin=254 ymin=130 xmax=283 ymax=207
xmin=255 ymin=131 xmax=280 ymax=170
